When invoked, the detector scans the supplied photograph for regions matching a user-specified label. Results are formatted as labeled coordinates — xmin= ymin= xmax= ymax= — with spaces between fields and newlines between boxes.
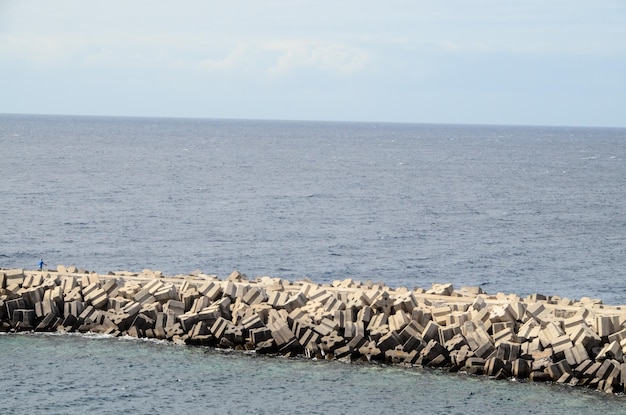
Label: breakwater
xmin=2 ymin=266 xmax=625 ymax=395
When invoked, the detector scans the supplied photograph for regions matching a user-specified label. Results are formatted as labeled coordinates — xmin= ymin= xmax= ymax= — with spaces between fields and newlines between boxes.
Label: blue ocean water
xmin=1 ymin=114 xmax=624 ymax=302
xmin=1 ymin=114 xmax=626 ymax=413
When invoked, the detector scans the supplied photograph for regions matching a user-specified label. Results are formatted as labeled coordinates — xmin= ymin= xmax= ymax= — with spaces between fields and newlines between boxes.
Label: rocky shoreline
xmin=2 ymin=266 xmax=625 ymax=395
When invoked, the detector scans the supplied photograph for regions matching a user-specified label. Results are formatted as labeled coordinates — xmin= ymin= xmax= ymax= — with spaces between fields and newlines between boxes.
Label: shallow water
xmin=1 ymin=334 xmax=624 ymax=415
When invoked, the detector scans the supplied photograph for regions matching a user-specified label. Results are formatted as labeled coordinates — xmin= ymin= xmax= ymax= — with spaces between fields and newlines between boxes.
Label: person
xmin=38 ymin=259 xmax=46 ymax=271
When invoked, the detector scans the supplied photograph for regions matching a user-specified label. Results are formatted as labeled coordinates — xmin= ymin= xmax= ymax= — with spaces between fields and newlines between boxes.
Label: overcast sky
xmin=1 ymin=1 xmax=624 ymax=127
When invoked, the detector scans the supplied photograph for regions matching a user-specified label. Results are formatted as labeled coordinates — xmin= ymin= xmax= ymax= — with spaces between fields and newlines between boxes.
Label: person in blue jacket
xmin=38 ymin=259 xmax=47 ymax=271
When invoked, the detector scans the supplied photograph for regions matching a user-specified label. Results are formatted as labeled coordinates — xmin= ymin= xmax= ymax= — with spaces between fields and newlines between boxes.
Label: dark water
xmin=1 ymin=114 xmax=626 ymax=412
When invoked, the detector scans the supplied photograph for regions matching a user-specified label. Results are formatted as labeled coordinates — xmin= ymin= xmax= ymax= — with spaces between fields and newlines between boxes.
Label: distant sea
xmin=1 ymin=114 xmax=625 ymax=413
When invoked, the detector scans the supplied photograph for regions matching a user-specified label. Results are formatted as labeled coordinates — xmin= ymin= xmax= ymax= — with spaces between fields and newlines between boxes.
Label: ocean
xmin=1 ymin=114 xmax=625 ymax=413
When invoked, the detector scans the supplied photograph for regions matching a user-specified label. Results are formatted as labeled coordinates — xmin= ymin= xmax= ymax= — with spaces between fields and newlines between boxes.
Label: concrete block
xmin=376 ymin=331 xmax=402 ymax=352
xmin=563 ymin=342 xmax=590 ymax=366
xmin=422 ymin=321 xmax=441 ymax=342
xmin=283 ymin=292 xmax=308 ymax=313
xmin=5 ymin=269 xmax=25 ymax=289
xmin=595 ymin=359 xmax=619 ymax=380
xmin=596 ymin=341 xmax=623 ymax=361
xmin=241 ymin=287 xmax=267 ymax=306
xmin=5 ymin=298 xmax=26 ymax=319
xmin=249 ymin=327 xmax=273 ymax=344
xmin=121 ymin=301 xmax=141 ymax=316
xmin=198 ymin=281 xmax=223 ymax=301
xmin=427 ymin=283 xmax=454 ymax=296
xmin=189 ymin=296 xmax=211 ymax=314
xmin=359 ymin=340 xmax=382 ymax=361
xmin=388 ymin=310 xmax=411 ymax=332
xmin=421 ymin=339 xmax=450 ymax=367
xmin=163 ymin=300 xmax=185 ymax=317
xmin=439 ymin=325 xmax=461 ymax=345
xmin=153 ymin=285 xmax=178 ymax=302
xmin=489 ymin=304 xmax=516 ymax=323
xmin=495 ymin=341 xmax=521 ymax=362
xmin=570 ymin=323 xmax=602 ymax=350
xmin=444 ymin=333 xmax=468 ymax=352
xmin=517 ymin=318 xmax=541 ymax=341
xmin=484 ymin=357 xmax=508 ymax=377
xmin=356 ymin=306 xmax=374 ymax=325
xmin=411 ymin=308 xmax=431 ymax=327
xmin=223 ymin=325 xmax=245 ymax=345
xmin=12 ymin=309 xmax=36 ymax=329
xmin=35 ymin=312 xmax=62 ymax=331
xmin=320 ymin=332 xmax=347 ymax=353
xmin=512 ymin=358 xmax=531 ymax=379
xmin=546 ymin=360 xmax=571 ymax=381
xmin=432 ymin=306 xmax=452 ymax=325
xmin=393 ymin=292 xmax=417 ymax=313
xmin=492 ymin=321 xmax=514 ymax=335
xmin=366 ymin=313 xmax=388 ymax=332
xmin=608 ymin=328 xmax=626 ymax=344
xmin=473 ymin=341 xmax=496 ymax=359
xmin=211 ymin=316 xmax=232 ymax=339
xmin=597 ymin=316 xmax=615 ymax=337
xmin=465 ymin=357 xmax=486 ymax=375
xmin=22 ymin=286 xmax=45 ymax=308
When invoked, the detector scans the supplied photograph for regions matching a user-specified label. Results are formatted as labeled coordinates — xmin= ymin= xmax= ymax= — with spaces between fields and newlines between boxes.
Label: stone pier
xmin=2 ymin=266 xmax=626 ymax=395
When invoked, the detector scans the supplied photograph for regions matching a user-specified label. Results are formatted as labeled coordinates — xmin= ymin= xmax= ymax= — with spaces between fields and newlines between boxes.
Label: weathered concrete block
xmin=154 ymin=285 xmax=178 ymax=302
xmin=512 ymin=358 xmax=531 ymax=379
xmin=596 ymin=341 xmax=623 ymax=361
xmin=489 ymin=304 xmax=516 ymax=323
xmin=388 ymin=310 xmax=411 ymax=332
xmin=427 ymin=283 xmax=454 ymax=296
xmin=357 ymin=306 xmax=374 ymax=325
xmin=431 ymin=306 xmax=452 ymax=326
xmin=465 ymin=357 xmax=486 ymax=375
xmin=5 ymin=269 xmax=25 ymax=290
xmin=546 ymin=360 xmax=571 ymax=381
xmin=484 ymin=356 xmax=508 ymax=377
xmin=163 ymin=300 xmax=185 ymax=317
xmin=35 ymin=312 xmax=62 ymax=331
xmin=359 ymin=340 xmax=383 ymax=361
xmin=12 ymin=309 xmax=35 ymax=329
xmin=268 ymin=320 xmax=297 ymax=348
xmin=608 ymin=328 xmax=626 ymax=345
xmin=198 ymin=281 xmax=223 ymax=301
xmin=249 ymin=327 xmax=273 ymax=344
xmin=283 ymin=292 xmax=307 ymax=313
xmin=376 ymin=331 xmax=402 ymax=352
xmin=421 ymin=339 xmax=450 ymax=367
xmin=422 ymin=321 xmax=441 ymax=343
xmin=179 ymin=312 xmax=200 ymax=332
xmin=121 ymin=301 xmax=141 ymax=316
xmin=5 ymin=298 xmax=26 ymax=320
xmin=444 ymin=333 xmax=468 ymax=352
xmin=240 ymin=313 xmax=265 ymax=330
xmin=223 ymin=325 xmax=245 ymax=345
xmin=596 ymin=315 xmax=616 ymax=337
xmin=64 ymin=301 xmax=86 ymax=318
xmin=211 ymin=316 xmax=232 ymax=339
xmin=439 ymin=325 xmax=461 ymax=345
xmin=241 ymin=287 xmax=267 ymax=305
xmin=21 ymin=286 xmax=44 ymax=308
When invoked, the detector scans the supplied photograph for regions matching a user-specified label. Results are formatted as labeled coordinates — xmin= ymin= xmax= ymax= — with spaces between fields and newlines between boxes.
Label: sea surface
xmin=1 ymin=114 xmax=626 ymax=413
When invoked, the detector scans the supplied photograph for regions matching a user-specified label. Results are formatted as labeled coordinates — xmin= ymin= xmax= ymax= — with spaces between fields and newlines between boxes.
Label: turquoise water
xmin=1 ymin=333 xmax=624 ymax=414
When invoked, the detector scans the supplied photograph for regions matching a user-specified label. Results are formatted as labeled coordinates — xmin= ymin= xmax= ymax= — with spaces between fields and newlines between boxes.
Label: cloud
xmin=266 ymin=40 xmax=369 ymax=75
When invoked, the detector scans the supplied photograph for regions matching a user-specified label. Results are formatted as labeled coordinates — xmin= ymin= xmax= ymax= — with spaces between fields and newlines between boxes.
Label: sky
xmin=1 ymin=0 xmax=625 ymax=127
